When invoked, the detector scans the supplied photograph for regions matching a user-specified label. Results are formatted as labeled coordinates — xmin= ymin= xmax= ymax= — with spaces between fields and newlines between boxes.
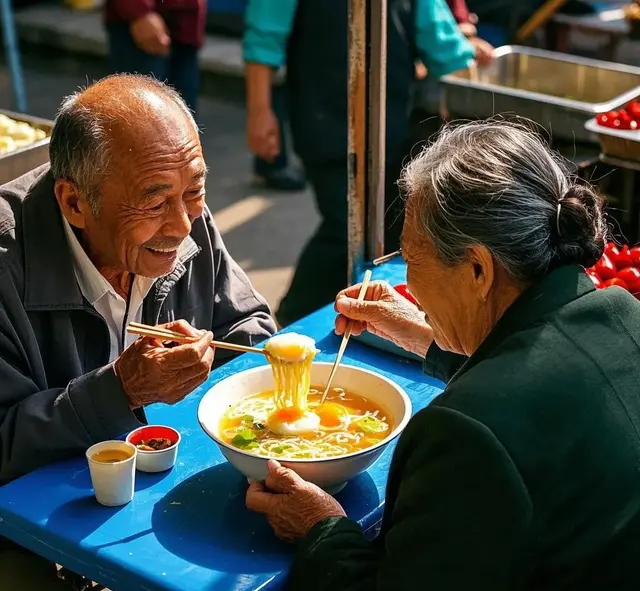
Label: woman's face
xmin=402 ymin=211 xmax=516 ymax=357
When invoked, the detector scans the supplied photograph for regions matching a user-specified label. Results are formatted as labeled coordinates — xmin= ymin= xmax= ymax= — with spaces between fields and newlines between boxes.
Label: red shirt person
xmin=104 ymin=0 xmax=206 ymax=112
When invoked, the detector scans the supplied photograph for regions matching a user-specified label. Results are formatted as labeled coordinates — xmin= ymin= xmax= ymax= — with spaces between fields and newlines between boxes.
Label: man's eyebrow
xmin=141 ymin=183 xmax=172 ymax=201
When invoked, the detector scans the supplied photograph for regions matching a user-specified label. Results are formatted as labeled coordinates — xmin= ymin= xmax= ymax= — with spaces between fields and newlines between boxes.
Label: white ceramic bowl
xmin=198 ymin=362 xmax=412 ymax=494
xmin=126 ymin=425 xmax=180 ymax=473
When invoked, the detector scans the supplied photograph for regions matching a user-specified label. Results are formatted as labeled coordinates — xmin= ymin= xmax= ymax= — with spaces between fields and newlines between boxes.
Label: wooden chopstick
xmin=373 ymin=250 xmax=401 ymax=266
xmin=320 ymin=269 xmax=373 ymax=403
xmin=126 ymin=322 xmax=267 ymax=356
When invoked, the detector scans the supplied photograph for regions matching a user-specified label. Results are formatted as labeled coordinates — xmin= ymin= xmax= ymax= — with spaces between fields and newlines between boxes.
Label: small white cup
xmin=86 ymin=440 xmax=137 ymax=507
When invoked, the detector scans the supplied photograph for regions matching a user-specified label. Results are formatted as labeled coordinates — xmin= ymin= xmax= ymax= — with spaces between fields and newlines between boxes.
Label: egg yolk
xmin=278 ymin=342 xmax=307 ymax=361
xmin=270 ymin=407 xmax=305 ymax=423
xmin=315 ymin=403 xmax=348 ymax=427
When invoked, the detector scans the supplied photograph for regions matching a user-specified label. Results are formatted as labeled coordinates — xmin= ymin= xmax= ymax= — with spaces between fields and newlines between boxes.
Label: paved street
xmin=0 ymin=51 xmax=318 ymax=311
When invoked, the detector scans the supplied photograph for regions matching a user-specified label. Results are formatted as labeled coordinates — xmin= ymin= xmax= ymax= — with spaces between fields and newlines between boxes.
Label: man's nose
xmin=165 ymin=201 xmax=192 ymax=238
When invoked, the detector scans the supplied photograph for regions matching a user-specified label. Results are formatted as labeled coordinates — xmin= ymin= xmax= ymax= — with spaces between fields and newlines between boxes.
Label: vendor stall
xmin=0 ymin=109 xmax=51 ymax=184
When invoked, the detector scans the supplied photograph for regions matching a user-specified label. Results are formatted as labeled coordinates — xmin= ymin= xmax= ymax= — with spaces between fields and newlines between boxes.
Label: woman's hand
xmin=246 ymin=460 xmax=346 ymax=542
xmin=334 ymin=280 xmax=433 ymax=358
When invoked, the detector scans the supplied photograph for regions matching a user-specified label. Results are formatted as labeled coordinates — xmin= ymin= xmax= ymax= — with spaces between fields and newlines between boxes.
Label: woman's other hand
xmin=334 ymin=280 xmax=433 ymax=358
xmin=246 ymin=460 xmax=346 ymax=542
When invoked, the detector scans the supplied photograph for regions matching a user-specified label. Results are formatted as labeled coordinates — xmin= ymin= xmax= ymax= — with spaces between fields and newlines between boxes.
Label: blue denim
xmin=106 ymin=23 xmax=200 ymax=114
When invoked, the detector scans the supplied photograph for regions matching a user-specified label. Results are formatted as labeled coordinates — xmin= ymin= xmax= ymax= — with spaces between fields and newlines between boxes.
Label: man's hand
xmin=114 ymin=320 xmax=215 ymax=408
xmin=247 ymin=106 xmax=280 ymax=162
xmin=130 ymin=12 xmax=171 ymax=56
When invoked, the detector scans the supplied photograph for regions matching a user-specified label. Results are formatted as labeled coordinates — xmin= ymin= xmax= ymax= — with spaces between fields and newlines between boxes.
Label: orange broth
xmin=219 ymin=386 xmax=392 ymax=459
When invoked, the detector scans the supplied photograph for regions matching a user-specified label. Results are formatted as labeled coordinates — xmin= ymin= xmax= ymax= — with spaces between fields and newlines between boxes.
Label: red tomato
xmin=604 ymin=242 xmax=620 ymax=260
xmin=617 ymin=267 xmax=640 ymax=293
xmin=603 ymin=278 xmax=629 ymax=290
xmin=598 ymin=111 xmax=619 ymax=128
xmin=619 ymin=110 xmax=632 ymax=124
xmin=630 ymin=246 xmax=640 ymax=267
xmin=627 ymin=101 xmax=640 ymax=121
xmin=616 ymin=245 xmax=633 ymax=269
xmin=595 ymin=253 xmax=617 ymax=280
xmin=394 ymin=284 xmax=419 ymax=306
xmin=587 ymin=271 xmax=603 ymax=289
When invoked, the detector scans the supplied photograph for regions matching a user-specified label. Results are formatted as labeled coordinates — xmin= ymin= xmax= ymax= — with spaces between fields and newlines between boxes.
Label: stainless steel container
xmin=0 ymin=110 xmax=52 ymax=185
xmin=441 ymin=46 xmax=640 ymax=143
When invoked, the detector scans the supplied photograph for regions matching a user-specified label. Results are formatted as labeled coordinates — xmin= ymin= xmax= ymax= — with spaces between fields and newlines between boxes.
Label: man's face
xmin=68 ymin=108 xmax=206 ymax=279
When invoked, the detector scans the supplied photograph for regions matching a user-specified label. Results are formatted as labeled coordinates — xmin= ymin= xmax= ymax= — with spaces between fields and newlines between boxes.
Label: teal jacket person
xmin=243 ymin=0 xmax=474 ymax=327
xmin=246 ymin=121 xmax=640 ymax=589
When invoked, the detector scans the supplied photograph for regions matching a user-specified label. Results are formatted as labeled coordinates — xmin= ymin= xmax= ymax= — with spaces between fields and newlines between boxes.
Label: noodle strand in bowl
xmin=219 ymin=333 xmax=392 ymax=459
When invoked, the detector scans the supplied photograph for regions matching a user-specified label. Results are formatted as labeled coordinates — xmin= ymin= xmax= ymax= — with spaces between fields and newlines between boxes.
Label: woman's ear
xmin=467 ymin=245 xmax=494 ymax=302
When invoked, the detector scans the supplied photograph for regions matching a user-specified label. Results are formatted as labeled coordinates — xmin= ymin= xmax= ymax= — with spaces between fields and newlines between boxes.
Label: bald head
xmin=52 ymin=74 xmax=207 ymax=280
xmin=49 ymin=74 xmax=198 ymax=213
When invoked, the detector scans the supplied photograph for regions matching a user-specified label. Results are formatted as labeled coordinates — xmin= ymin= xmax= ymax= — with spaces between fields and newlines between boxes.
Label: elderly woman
xmin=246 ymin=121 xmax=640 ymax=589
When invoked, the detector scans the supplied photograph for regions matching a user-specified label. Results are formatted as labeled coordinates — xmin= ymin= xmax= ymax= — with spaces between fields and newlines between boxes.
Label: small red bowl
xmin=126 ymin=425 xmax=180 ymax=473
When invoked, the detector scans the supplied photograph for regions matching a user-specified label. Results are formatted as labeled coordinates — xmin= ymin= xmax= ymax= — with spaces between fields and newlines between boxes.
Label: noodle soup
xmin=219 ymin=386 xmax=392 ymax=459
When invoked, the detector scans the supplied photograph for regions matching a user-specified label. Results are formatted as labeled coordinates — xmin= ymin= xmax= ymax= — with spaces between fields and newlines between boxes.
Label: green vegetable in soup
xmin=272 ymin=444 xmax=292 ymax=454
xmin=232 ymin=429 xmax=257 ymax=447
xmin=241 ymin=415 xmax=254 ymax=424
xmin=352 ymin=415 xmax=389 ymax=434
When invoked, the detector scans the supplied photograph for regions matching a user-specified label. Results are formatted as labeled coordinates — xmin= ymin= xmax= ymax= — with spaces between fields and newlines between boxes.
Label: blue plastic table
xmin=0 ymin=261 xmax=444 ymax=591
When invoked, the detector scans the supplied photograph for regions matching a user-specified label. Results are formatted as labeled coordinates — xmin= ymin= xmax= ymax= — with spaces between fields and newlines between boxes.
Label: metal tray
xmin=0 ymin=110 xmax=53 ymax=185
xmin=441 ymin=46 xmax=640 ymax=143
xmin=584 ymin=117 xmax=640 ymax=162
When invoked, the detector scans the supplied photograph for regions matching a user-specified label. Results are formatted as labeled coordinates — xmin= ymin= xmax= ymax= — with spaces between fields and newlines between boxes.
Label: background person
xmin=104 ymin=0 xmax=206 ymax=113
xmin=244 ymin=0 xmax=475 ymax=327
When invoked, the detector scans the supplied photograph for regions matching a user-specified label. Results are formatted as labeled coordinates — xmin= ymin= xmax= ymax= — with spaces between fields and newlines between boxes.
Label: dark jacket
xmin=288 ymin=265 xmax=640 ymax=590
xmin=0 ymin=166 xmax=276 ymax=484
xmin=104 ymin=0 xmax=206 ymax=48
xmin=286 ymin=0 xmax=416 ymax=165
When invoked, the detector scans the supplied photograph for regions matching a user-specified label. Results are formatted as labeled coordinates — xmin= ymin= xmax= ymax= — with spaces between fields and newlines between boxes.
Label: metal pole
xmin=347 ymin=0 xmax=367 ymax=284
xmin=0 ymin=0 xmax=27 ymax=113
xmin=366 ymin=0 xmax=387 ymax=262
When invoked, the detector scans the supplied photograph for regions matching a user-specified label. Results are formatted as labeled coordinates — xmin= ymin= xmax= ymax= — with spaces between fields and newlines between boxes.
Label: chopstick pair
xmin=126 ymin=322 xmax=266 ymax=356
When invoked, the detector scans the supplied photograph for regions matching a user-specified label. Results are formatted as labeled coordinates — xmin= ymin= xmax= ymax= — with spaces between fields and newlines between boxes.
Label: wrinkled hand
xmin=246 ymin=460 xmax=346 ymax=542
xmin=247 ymin=106 xmax=280 ymax=162
xmin=114 ymin=320 xmax=215 ymax=409
xmin=334 ymin=280 xmax=432 ymax=358
xmin=130 ymin=12 xmax=171 ymax=56
xmin=471 ymin=37 xmax=494 ymax=68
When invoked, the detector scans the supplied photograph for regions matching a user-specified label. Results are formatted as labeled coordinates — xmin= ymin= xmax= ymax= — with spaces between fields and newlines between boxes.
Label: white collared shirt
xmin=62 ymin=218 xmax=155 ymax=363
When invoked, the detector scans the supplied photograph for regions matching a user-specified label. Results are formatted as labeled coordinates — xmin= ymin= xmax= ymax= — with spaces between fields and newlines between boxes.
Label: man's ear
xmin=54 ymin=179 xmax=91 ymax=229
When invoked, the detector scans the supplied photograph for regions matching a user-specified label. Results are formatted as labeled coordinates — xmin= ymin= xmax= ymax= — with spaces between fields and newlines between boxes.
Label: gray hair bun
xmin=553 ymin=184 xmax=606 ymax=269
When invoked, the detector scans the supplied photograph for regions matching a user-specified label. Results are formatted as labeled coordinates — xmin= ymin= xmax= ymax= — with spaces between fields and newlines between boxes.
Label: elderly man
xmin=0 ymin=74 xmax=276 ymax=587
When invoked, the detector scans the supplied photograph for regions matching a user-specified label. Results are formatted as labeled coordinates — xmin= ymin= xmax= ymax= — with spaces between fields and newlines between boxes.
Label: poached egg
xmin=264 ymin=333 xmax=318 ymax=363
xmin=267 ymin=407 xmax=321 ymax=435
